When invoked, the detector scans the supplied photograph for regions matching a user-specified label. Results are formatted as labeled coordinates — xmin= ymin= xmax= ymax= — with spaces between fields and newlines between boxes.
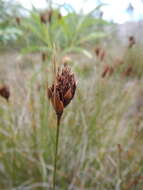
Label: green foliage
xmin=21 ymin=4 xmax=108 ymax=56
xmin=0 ymin=0 xmax=23 ymax=45
xmin=0 ymin=0 xmax=21 ymax=20
xmin=0 ymin=27 xmax=23 ymax=44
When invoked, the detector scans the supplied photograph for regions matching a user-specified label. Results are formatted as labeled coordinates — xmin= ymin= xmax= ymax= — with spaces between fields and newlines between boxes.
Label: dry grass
xmin=0 ymin=40 xmax=143 ymax=190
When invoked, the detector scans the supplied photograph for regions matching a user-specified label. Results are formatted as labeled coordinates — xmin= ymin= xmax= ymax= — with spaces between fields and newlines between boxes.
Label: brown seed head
xmin=41 ymin=52 xmax=48 ymax=62
xmin=40 ymin=10 xmax=52 ymax=24
xmin=15 ymin=17 xmax=21 ymax=25
xmin=48 ymin=64 xmax=76 ymax=118
xmin=0 ymin=85 xmax=10 ymax=101
xmin=94 ymin=47 xmax=106 ymax=61
xmin=101 ymin=65 xmax=114 ymax=78
xmin=94 ymin=47 xmax=101 ymax=57
xmin=129 ymin=36 xmax=134 ymax=42
xmin=40 ymin=10 xmax=62 ymax=24
xmin=128 ymin=35 xmax=136 ymax=48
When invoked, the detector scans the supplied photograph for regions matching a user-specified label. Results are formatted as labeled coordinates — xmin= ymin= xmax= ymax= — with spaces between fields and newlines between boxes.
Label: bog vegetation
xmin=0 ymin=0 xmax=143 ymax=189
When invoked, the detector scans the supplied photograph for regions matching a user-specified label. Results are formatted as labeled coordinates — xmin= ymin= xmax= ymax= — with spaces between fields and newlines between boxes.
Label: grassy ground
xmin=0 ymin=34 xmax=143 ymax=190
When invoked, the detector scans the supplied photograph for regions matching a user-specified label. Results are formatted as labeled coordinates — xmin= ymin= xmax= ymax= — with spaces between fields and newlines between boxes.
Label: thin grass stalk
xmin=117 ymin=144 xmax=122 ymax=188
xmin=48 ymin=60 xmax=76 ymax=189
xmin=53 ymin=115 xmax=61 ymax=190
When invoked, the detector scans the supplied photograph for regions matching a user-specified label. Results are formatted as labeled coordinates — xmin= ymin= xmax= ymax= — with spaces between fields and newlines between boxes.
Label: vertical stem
xmin=53 ymin=114 xmax=61 ymax=190
xmin=117 ymin=144 xmax=122 ymax=188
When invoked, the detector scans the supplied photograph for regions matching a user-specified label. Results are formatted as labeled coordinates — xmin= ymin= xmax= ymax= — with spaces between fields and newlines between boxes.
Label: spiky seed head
xmin=128 ymin=36 xmax=136 ymax=48
xmin=48 ymin=64 xmax=76 ymax=118
xmin=0 ymin=85 xmax=10 ymax=101
xmin=94 ymin=47 xmax=101 ymax=57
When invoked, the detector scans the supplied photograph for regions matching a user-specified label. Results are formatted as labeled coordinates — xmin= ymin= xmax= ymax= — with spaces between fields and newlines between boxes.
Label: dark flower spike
xmin=48 ymin=64 xmax=76 ymax=120
xmin=15 ymin=17 xmax=21 ymax=25
xmin=48 ymin=64 xmax=76 ymax=190
xmin=94 ymin=47 xmax=101 ymax=57
xmin=128 ymin=36 xmax=136 ymax=48
xmin=0 ymin=85 xmax=10 ymax=102
xmin=102 ymin=65 xmax=114 ymax=78
xmin=40 ymin=10 xmax=62 ymax=24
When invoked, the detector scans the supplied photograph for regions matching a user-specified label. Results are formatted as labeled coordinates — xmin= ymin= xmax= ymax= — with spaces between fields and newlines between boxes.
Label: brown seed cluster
xmin=48 ymin=64 xmax=76 ymax=118
xmin=15 ymin=16 xmax=21 ymax=25
xmin=41 ymin=52 xmax=48 ymax=62
xmin=0 ymin=85 xmax=10 ymax=101
xmin=40 ymin=10 xmax=62 ymax=24
xmin=128 ymin=36 xmax=136 ymax=48
xmin=94 ymin=47 xmax=106 ymax=61
xmin=102 ymin=65 xmax=114 ymax=78
xmin=94 ymin=47 xmax=101 ymax=57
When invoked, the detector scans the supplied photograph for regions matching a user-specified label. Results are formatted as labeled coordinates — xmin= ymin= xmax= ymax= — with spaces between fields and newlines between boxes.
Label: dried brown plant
xmin=15 ymin=16 xmax=21 ymax=25
xmin=0 ymin=85 xmax=10 ymax=102
xmin=40 ymin=10 xmax=62 ymax=24
xmin=40 ymin=10 xmax=52 ymax=24
xmin=128 ymin=36 xmax=136 ymax=48
xmin=48 ymin=64 xmax=76 ymax=122
xmin=94 ymin=47 xmax=106 ymax=61
xmin=41 ymin=52 xmax=48 ymax=62
xmin=94 ymin=47 xmax=101 ymax=57
xmin=101 ymin=65 xmax=114 ymax=78
xmin=48 ymin=64 xmax=76 ymax=190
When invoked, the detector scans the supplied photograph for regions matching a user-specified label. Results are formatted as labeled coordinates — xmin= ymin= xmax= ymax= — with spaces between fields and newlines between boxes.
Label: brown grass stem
xmin=48 ymin=64 xmax=76 ymax=189
xmin=53 ymin=114 xmax=61 ymax=190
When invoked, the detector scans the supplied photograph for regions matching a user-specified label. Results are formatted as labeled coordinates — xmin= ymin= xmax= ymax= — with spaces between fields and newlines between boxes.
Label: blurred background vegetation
xmin=0 ymin=0 xmax=143 ymax=189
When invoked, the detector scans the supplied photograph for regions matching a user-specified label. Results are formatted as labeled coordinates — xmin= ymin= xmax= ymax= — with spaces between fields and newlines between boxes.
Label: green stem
xmin=53 ymin=114 xmax=61 ymax=190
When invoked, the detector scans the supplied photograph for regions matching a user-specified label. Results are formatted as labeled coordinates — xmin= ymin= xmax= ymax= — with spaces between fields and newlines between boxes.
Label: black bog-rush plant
xmin=0 ymin=85 xmax=10 ymax=101
xmin=48 ymin=63 xmax=76 ymax=189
